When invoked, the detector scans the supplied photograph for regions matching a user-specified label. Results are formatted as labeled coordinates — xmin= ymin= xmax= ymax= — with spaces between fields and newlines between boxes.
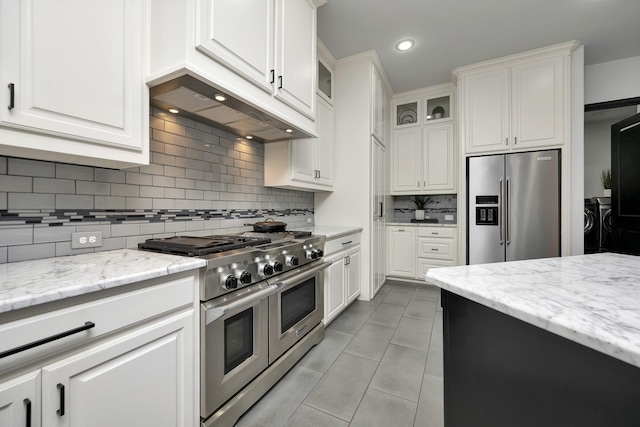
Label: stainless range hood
xmin=150 ymin=75 xmax=313 ymax=143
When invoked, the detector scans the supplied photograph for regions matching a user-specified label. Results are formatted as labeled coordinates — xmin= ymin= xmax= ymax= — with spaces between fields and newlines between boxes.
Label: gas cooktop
xmin=137 ymin=235 xmax=271 ymax=257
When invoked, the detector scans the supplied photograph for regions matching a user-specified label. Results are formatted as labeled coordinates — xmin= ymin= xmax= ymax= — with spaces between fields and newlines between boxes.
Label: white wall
xmin=585 ymin=55 xmax=640 ymax=104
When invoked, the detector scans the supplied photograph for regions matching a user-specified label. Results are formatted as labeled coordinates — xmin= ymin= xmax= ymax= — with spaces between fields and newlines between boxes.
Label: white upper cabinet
xmin=392 ymin=128 xmax=421 ymax=193
xmin=0 ymin=0 xmax=148 ymax=168
xmin=422 ymin=123 xmax=455 ymax=191
xmin=264 ymin=40 xmax=333 ymax=192
xmin=274 ymin=0 xmax=316 ymax=118
xmin=455 ymin=43 xmax=575 ymax=155
xmin=511 ymin=56 xmax=564 ymax=149
xmin=197 ymin=0 xmax=275 ymax=94
xmin=372 ymin=67 xmax=387 ymax=145
xmin=391 ymin=122 xmax=455 ymax=194
xmin=290 ymin=96 xmax=333 ymax=186
xmin=265 ymin=95 xmax=333 ymax=191
xmin=196 ymin=0 xmax=316 ymax=119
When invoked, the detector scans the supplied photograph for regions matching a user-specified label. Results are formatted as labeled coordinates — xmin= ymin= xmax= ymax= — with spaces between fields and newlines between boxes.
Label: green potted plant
xmin=411 ymin=196 xmax=431 ymax=220
xmin=600 ymin=168 xmax=612 ymax=197
xmin=431 ymin=105 xmax=445 ymax=119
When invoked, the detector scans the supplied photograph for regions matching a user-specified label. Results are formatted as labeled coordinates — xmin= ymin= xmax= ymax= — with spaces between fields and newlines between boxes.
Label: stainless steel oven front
xmin=200 ymin=281 xmax=281 ymax=418
xmin=266 ymin=261 xmax=328 ymax=364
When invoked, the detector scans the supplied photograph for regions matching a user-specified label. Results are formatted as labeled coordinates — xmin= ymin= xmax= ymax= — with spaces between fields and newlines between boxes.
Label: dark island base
xmin=442 ymin=290 xmax=640 ymax=427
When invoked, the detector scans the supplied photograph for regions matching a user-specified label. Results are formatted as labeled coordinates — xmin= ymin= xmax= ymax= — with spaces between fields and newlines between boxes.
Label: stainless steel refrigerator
xmin=467 ymin=149 xmax=560 ymax=265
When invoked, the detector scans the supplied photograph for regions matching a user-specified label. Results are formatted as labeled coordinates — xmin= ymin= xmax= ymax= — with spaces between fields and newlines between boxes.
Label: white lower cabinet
xmin=323 ymin=232 xmax=361 ymax=325
xmin=0 ymin=371 xmax=40 ymax=427
xmin=387 ymin=225 xmax=457 ymax=281
xmin=41 ymin=311 xmax=191 ymax=427
xmin=0 ymin=272 xmax=198 ymax=427
xmin=387 ymin=226 xmax=417 ymax=278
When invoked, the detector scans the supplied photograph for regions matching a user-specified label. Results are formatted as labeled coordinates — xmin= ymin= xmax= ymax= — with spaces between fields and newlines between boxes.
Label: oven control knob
xmin=306 ymin=250 xmax=319 ymax=260
xmin=239 ymin=271 xmax=252 ymax=284
xmin=286 ymin=255 xmax=299 ymax=267
xmin=271 ymin=260 xmax=283 ymax=272
xmin=222 ymin=274 xmax=238 ymax=290
xmin=261 ymin=264 xmax=274 ymax=276
xmin=315 ymin=249 xmax=324 ymax=258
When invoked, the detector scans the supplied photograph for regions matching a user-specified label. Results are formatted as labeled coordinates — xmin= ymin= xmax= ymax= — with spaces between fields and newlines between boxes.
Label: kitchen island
xmin=426 ymin=253 xmax=640 ymax=427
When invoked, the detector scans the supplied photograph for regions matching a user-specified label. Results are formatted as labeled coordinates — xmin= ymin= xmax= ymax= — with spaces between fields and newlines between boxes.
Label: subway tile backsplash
xmin=0 ymin=108 xmax=314 ymax=263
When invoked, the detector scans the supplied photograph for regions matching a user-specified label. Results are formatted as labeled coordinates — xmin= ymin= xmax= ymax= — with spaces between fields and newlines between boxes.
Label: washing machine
xmin=584 ymin=199 xmax=598 ymax=254
xmin=593 ymin=197 xmax=612 ymax=252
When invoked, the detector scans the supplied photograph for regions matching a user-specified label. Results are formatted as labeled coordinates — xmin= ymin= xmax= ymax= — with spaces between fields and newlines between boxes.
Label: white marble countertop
xmin=426 ymin=253 xmax=640 ymax=368
xmin=386 ymin=222 xmax=457 ymax=227
xmin=0 ymin=249 xmax=205 ymax=315
xmin=292 ymin=225 xmax=363 ymax=239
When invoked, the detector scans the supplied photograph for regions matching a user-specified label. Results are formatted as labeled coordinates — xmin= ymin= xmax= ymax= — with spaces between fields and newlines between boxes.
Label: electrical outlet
xmin=306 ymin=218 xmax=312 ymax=223
xmin=72 ymin=231 xmax=103 ymax=249
xmin=445 ymin=214 xmax=454 ymax=221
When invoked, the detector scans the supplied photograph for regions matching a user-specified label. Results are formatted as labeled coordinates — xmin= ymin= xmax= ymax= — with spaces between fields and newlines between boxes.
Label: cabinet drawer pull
xmin=278 ymin=75 xmax=283 ymax=89
xmin=341 ymin=240 xmax=353 ymax=246
xmin=514 ymin=136 xmax=517 ymax=145
xmin=57 ymin=383 xmax=65 ymax=416
xmin=0 ymin=321 xmax=95 ymax=359
xmin=8 ymin=83 xmax=15 ymax=110
xmin=505 ymin=137 xmax=508 ymax=145
xmin=398 ymin=229 xmax=405 ymax=232
xmin=270 ymin=70 xmax=275 ymax=84
xmin=430 ymin=232 xmax=439 ymax=235
xmin=24 ymin=398 xmax=31 ymax=427
xmin=431 ymin=248 xmax=439 ymax=251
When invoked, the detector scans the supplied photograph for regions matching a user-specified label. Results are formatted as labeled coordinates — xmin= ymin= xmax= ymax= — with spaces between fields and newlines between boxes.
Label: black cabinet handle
xmin=57 ymin=383 xmax=65 ymax=416
xmin=270 ymin=70 xmax=275 ymax=84
xmin=0 ymin=321 xmax=95 ymax=359
xmin=278 ymin=76 xmax=283 ymax=89
xmin=341 ymin=240 xmax=353 ymax=246
xmin=8 ymin=83 xmax=15 ymax=110
xmin=24 ymin=398 xmax=31 ymax=427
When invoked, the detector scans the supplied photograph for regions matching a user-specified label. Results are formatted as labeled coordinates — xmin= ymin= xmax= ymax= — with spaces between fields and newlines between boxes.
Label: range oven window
xmin=224 ymin=309 xmax=254 ymax=374
xmin=281 ymin=277 xmax=316 ymax=333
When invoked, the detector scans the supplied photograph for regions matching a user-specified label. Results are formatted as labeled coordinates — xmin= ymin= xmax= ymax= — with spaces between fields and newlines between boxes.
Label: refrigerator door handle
xmin=506 ymin=178 xmax=511 ymax=245
xmin=499 ymin=178 xmax=504 ymax=245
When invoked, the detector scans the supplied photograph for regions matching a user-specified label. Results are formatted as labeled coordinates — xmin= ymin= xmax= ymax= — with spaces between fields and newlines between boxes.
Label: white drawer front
xmin=417 ymin=238 xmax=454 ymax=260
xmin=417 ymin=227 xmax=455 ymax=238
xmin=0 ymin=273 xmax=196 ymax=371
xmin=419 ymin=259 xmax=456 ymax=279
xmin=324 ymin=233 xmax=362 ymax=255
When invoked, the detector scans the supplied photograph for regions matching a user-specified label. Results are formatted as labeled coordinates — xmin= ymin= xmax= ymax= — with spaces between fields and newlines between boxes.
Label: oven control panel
xmin=202 ymin=236 xmax=326 ymax=301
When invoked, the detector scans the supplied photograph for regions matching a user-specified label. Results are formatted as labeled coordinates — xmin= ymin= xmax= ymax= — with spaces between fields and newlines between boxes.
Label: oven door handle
xmin=268 ymin=260 xmax=332 ymax=290
xmin=204 ymin=283 xmax=283 ymax=325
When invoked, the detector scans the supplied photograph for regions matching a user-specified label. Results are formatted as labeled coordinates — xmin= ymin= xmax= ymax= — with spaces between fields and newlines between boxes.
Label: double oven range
xmin=139 ymin=230 xmax=329 ymax=427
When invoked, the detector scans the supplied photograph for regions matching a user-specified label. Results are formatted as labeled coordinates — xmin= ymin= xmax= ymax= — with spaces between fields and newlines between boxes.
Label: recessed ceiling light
xmin=285 ymin=128 xmax=293 ymax=133
xmin=168 ymin=108 xmax=180 ymax=114
xmin=396 ymin=39 xmax=415 ymax=51
xmin=204 ymin=143 xmax=211 ymax=147
xmin=245 ymin=135 xmax=253 ymax=140
xmin=214 ymin=94 xmax=227 ymax=102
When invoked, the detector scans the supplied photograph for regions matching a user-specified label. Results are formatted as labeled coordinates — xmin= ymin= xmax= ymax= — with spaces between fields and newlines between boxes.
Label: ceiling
xmin=317 ymin=0 xmax=640 ymax=94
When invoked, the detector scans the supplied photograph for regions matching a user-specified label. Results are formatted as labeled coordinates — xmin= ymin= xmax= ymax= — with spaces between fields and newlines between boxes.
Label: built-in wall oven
xmin=138 ymin=231 xmax=328 ymax=427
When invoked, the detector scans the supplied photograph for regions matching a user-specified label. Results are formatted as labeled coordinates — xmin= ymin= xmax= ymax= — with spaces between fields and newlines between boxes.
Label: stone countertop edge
xmin=386 ymin=222 xmax=457 ymax=227
xmin=426 ymin=253 xmax=640 ymax=369
xmin=293 ymin=225 xmax=363 ymax=239
xmin=0 ymin=249 xmax=205 ymax=315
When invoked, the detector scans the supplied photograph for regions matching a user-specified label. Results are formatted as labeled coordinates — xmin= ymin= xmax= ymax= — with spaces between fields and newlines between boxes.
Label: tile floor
xmin=235 ymin=280 xmax=444 ymax=427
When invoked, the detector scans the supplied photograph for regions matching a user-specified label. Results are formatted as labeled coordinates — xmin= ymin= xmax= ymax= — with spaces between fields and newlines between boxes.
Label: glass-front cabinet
xmin=395 ymin=101 xmax=420 ymax=128
xmin=394 ymin=90 xmax=454 ymax=129
xmin=425 ymin=93 xmax=453 ymax=123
